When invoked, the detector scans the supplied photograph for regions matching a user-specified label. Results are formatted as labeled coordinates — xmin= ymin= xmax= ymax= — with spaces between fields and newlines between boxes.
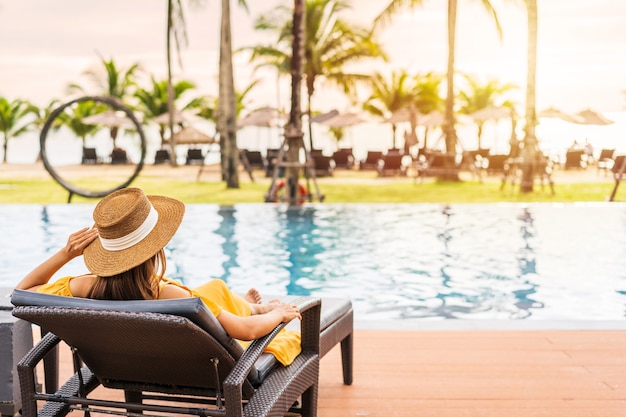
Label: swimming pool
xmin=3 ymin=203 xmax=626 ymax=329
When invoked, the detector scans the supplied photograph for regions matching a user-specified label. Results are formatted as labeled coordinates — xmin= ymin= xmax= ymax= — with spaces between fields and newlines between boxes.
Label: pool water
xmin=3 ymin=203 xmax=626 ymax=328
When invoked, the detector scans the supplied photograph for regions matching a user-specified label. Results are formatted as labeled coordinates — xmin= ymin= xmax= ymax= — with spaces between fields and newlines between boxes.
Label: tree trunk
xmin=520 ymin=0 xmax=538 ymax=193
xmin=307 ymin=88 xmax=314 ymax=150
xmin=284 ymin=0 xmax=305 ymax=205
xmin=166 ymin=0 xmax=178 ymax=167
xmin=218 ymin=0 xmax=240 ymax=188
xmin=442 ymin=0 xmax=460 ymax=181
xmin=2 ymin=135 xmax=8 ymax=163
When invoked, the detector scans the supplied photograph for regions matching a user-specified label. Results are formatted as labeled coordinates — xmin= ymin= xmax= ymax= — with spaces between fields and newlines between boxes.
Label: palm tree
xmin=31 ymin=99 xmax=65 ymax=132
xmin=0 ymin=97 xmax=37 ymax=163
xmin=363 ymin=70 xmax=444 ymax=151
xmin=165 ymin=0 xmax=189 ymax=167
xmin=163 ymin=0 xmax=248 ymax=183
xmin=410 ymin=71 xmax=445 ymax=150
xmin=196 ymin=79 xmax=260 ymax=126
xmin=216 ymin=0 xmax=249 ymax=188
xmin=67 ymin=54 xmax=142 ymax=146
xmin=67 ymin=54 xmax=141 ymax=101
xmin=520 ymin=0 xmax=538 ymax=193
xmin=375 ymin=0 xmax=503 ymax=180
xmin=457 ymin=74 xmax=517 ymax=148
xmin=134 ymin=76 xmax=198 ymax=145
xmin=249 ymin=0 xmax=387 ymax=149
xmin=60 ymin=101 xmax=99 ymax=146
xmin=30 ymin=99 xmax=65 ymax=161
xmin=363 ymin=69 xmax=420 ymax=149
xmin=282 ymin=0 xmax=306 ymax=205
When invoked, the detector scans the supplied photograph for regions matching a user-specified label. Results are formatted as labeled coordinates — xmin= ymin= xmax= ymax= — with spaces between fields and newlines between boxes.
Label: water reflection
xmin=513 ymin=207 xmax=543 ymax=318
xmin=275 ymin=207 xmax=323 ymax=296
xmin=2 ymin=203 xmax=625 ymax=322
xmin=40 ymin=206 xmax=53 ymax=253
xmin=215 ymin=207 xmax=239 ymax=282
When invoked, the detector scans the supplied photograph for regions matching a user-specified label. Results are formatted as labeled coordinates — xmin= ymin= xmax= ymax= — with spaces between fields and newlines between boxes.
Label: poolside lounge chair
xmin=564 ymin=149 xmax=586 ymax=169
xmin=377 ymin=153 xmax=407 ymax=177
xmin=611 ymin=155 xmax=626 ymax=176
xmin=597 ymin=148 xmax=615 ymax=175
xmin=359 ymin=151 xmax=383 ymax=170
xmin=240 ymin=149 xmax=267 ymax=171
xmin=153 ymin=149 xmax=171 ymax=165
xmin=185 ymin=148 xmax=205 ymax=165
xmin=331 ymin=148 xmax=355 ymax=169
xmin=265 ymin=148 xmax=281 ymax=177
xmin=110 ymin=147 xmax=129 ymax=165
xmin=485 ymin=154 xmax=510 ymax=175
xmin=312 ymin=154 xmax=335 ymax=177
xmin=11 ymin=290 xmax=322 ymax=417
xmin=81 ymin=147 xmax=100 ymax=165
xmin=414 ymin=152 xmax=459 ymax=182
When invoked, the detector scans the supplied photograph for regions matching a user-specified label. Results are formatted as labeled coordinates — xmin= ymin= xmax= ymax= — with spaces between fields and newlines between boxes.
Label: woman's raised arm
xmin=16 ymin=227 xmax=98 ymax=291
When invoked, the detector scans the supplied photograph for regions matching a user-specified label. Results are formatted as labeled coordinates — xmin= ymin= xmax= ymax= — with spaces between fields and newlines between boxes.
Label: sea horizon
xmin=6 ymin=110 xmax=626 ymax=167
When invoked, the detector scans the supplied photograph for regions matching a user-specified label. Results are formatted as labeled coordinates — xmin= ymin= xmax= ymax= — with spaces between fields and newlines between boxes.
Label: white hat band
xmin=99 ymin=205 xmax=159 ymax=251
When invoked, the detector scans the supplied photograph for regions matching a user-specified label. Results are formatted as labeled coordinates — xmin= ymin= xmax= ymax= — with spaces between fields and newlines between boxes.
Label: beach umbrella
xmin=152 ymin=109 xmax=202 ymax=125
xmin=173 ymin=126 xmax=216 ymax=145
xmin=419 ymin=111 xmax=445 ymax=127
xmin=469 ymin=105 xmax=511 ymax=122
xmin=382 ymin=107 xmax=422 ymax=149
xmin=82 ymin=110 xmax=138 ymax=128
xmin=238 ymin=107 xmax=285 ymax=149
xmin=309 ymin=109 xmax=340 ymax=124
xmin=82 ymin=110 xmax=139 ymax=147
xmin=317 ymin=112 xmax=366 ymax=128
xmin=573 ymin=108 xmax=614 ymax=125
xmin=538 ymin=107 xmax=580 ymax=123
xmin=238 ymin=106 xmax=284 ymax=128
xmin=468 ymin=106 xmax=513 ymax=150
xmin=312 ymin=110 xmax=367 ymax=148
xmin=385 ymin=108 xmax=412 ymax=124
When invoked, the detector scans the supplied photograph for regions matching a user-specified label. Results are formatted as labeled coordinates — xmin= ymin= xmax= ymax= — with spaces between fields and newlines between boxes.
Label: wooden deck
xmin=48 ymin=329 xmax=626 ymax=417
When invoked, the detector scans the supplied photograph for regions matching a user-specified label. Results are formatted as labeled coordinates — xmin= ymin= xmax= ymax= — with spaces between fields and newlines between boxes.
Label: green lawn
xmin=0 ymin=175 xmax=621 ymax=204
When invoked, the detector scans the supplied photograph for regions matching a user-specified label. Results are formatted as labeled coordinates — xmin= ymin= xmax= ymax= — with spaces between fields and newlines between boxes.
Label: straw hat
xmin=83 ymin=188 xmax=185 ymax=277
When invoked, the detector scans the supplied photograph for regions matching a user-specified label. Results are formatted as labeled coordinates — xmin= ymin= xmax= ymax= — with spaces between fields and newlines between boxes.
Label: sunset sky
xmin=1 ymin=0 xmax=625 ymax=115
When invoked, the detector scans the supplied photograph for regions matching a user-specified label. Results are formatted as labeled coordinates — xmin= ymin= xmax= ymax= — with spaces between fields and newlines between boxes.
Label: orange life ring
xmin=274 ymin=180 xmax=308 ymax=204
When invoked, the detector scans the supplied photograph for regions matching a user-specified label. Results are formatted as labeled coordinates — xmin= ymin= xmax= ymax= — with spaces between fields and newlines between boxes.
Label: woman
xmin=16 ymin=187 xmax=302 ymax=366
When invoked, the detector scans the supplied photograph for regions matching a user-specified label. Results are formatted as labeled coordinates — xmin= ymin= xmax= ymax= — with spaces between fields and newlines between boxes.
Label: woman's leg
xmin=194 ymin=279 xmax=278 ymax=316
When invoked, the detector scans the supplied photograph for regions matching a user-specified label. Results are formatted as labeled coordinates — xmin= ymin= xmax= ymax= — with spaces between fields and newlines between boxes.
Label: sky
xmin=0 ymin=0 xmax=625 ymax=116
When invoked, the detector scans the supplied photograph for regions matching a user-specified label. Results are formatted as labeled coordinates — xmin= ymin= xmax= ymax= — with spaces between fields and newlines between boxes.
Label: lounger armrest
xmin=293 ymin=296 xmax=321 ymax=354
xmin=223 ymin=297 xmax=321 ymax=393
xmin=17 ymin=332 xmax=61 ymax=417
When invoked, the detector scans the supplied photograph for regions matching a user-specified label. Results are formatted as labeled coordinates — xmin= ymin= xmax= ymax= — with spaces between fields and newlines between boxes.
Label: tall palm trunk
xmin=284 ymin=0 xmax=305 ymax=205
xmin=306 ymin=85 xmax=314 ymax=150
xmin=166 ymin=0 xmax=178 ymax=167
xmin=520 ymin=0 xmax=538 ymax=193
xmin=218 ymin=0 xmax=240 ymax=188
xmin=442 ymin=0 xmax=460 ymax=180
xmin=2 ymin=133 xmax=9 ymax=163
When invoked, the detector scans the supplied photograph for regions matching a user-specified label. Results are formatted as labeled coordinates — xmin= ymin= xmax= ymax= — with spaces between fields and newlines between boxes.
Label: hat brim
xmin=84 ymin=195 xmax=185 ymax=277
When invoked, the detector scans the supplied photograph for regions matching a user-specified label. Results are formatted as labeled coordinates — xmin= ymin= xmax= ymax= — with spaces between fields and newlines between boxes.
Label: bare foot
xmin=244 ymin=288 xmax=262 ymax=304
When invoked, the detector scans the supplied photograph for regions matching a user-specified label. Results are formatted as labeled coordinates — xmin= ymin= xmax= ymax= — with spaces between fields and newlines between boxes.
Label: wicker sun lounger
xmin=11 ymin=290 xmax=322 ymax=417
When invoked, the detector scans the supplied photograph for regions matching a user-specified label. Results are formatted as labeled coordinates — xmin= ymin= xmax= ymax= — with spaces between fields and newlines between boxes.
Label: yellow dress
xmin=36 ymin=276 xmax=301 ymax=366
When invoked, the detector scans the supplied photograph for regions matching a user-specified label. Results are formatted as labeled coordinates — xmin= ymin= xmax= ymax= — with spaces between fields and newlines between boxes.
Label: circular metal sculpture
xmin=39 ymin=96 xmax=146 ymax=202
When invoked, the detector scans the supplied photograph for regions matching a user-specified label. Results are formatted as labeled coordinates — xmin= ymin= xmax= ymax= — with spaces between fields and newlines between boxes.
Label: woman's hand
xmin=63 ymin=227 xmax=99 ymax=259
xmin=272 ymin=302 xmax=302 ymax=322
xmin=217 ymin=302 xmax=302 ymax=341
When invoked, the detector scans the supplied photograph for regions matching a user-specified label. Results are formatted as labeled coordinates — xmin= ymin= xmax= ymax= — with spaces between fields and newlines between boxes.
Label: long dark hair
xmin=87 ymin=249 xmax=167 ymax=300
